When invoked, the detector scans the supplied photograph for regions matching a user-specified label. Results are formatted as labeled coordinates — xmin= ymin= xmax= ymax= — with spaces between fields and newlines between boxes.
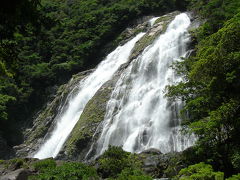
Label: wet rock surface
xmin=0 ymin=158 xmax=38 ymax=180
xmin=139 ymin=150 xmax=186 ymax=178
xmin=0 ymin=168 xmax=32 ymax=180
xmin=58 ymin=78 xmax=117 ymax=161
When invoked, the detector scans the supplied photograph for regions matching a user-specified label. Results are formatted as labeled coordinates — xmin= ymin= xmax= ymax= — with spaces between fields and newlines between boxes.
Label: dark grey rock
xmin=0 ymin=168 xmax=32 ymax=180
xmin=141 ymin=148 xmax=162 ymax=155
xmin=137 ymin=150 xmax=188 ymax=178
xmin=0 ymin=136 xmax=13 ymax=160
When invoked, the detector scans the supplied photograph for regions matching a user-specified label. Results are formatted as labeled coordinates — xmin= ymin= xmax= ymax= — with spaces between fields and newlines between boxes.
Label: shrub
xmin=30 ymin=161 xmax=99 ymax=180
xmin=97 ymin=146 xmax=147 ymax=179
xmin=32 ymin=158 xmax=56 ymax=172
xmin=116 ymin=168 xmax=152 ymax=180
xmin=175 ymin=162 xmax=224 ymax=180
xmin=226 ymin=174 xmax=240 ymax=180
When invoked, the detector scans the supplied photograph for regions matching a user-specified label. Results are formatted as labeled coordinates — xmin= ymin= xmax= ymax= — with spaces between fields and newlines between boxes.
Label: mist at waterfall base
xmin=95 ymin=13 xmax=195 ymax=157
xmin=33 ymin=33 xmax=145 ymax=159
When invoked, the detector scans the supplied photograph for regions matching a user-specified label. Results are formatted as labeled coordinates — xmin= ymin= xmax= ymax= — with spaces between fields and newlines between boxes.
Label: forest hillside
xmin=0 ymin=0 xmax=240 ymax=179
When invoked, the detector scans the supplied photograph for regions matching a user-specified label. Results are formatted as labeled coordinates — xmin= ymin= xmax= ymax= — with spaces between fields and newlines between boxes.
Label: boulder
xmin=0 ymin=168 xmax=32 ymax=180
xmin=138 ymin=150 xmax=189 ymax=178
xmin=141 ymin=148 xmax=162 ymax=155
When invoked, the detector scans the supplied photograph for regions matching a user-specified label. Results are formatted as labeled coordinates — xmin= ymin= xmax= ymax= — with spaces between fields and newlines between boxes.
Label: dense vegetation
xmin=96 ymin=146 xmax=151 ymax=179
xmin=175 ymin=162 xmax=224 ymax=180
xmin=29 ymin=159 xmax=99 ymax=180
xmin=1 ymin=147 xmax=240 ymax=179
xmin=166 ymin=0 xmax=240 ymax=177
xmin=0 ymin=0 xmax=186 ymax=153
xmin=0 ymin=147 xmax=152 ymax=179
xmin=1 ymin=0 xmax=240 ymax=179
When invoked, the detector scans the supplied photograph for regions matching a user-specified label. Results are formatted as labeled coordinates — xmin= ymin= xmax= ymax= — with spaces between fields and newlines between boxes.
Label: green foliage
xmin=116 ymin=168 xmax=152 ymax=180
xmin=175 ymin=162 xmax=224 ymax=180
xmin=0 ymin=160 xmax=4 ymax=164
xmin=226 ymin=174 xmax=240 ymax=180
xmin=32 ymin=158 xmax=56 ymax=171
xmin=188 ymin=0 xmax=240 ymax=39
xmin=97 ymin=146 xmax=148 ymax=179
xmin=166 ymin=1 xmax=240 ymax=176
xmin=0 ymin=94 xmax=15 ymax=121
xmin=230 ymin=150 xmax=240 ymax=170
xmin=0 ymin=0 xmax=40 ymax=39
xmin=30 ymin=161 xmax=99 ymax=180
xmin=3 ymin=158 xmax=30 ymax=169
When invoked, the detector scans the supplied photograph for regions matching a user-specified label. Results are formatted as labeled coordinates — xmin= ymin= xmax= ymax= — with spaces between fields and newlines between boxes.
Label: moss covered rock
xmin=60 ymin=78 xmax=117 ymax=161
xmin=137 ymin=147 xmax=200 ymax=179
xmin=129 ymin=11 xmax=180 ymax=61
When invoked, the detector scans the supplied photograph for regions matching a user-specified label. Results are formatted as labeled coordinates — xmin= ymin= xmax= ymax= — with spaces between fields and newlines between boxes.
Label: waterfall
xmin=149 ymin=17 xmax=159 ymax=26
xmin=33 ymin=33 xmax=145 ymax=159
xmin=96 ymin=13 xmax=195 ymax=156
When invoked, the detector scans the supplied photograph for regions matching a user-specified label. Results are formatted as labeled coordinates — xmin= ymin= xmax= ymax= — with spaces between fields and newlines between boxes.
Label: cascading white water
xmin=149 ymin=17 xmax=159 ymax=26
xmin=96 ymin=13 xmax=195 ymax=156
xmin=33 ymin=33 xmax=145 ymax=159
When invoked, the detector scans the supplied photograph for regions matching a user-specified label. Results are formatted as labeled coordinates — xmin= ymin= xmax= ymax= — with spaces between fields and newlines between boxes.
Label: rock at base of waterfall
xmin=0 ymin=168 xmax=32 ymax=180
xmin=140 ymin=148 xmax=162 ymax=155
xmin=0 ymin=158 xmax=39 ymax=180
xmin=138 ymin=151 xmax=188 ymax=178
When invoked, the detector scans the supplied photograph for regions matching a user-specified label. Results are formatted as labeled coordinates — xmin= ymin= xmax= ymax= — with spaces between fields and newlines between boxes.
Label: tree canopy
xmin=166 ymin=0 xmax=240 ymax=176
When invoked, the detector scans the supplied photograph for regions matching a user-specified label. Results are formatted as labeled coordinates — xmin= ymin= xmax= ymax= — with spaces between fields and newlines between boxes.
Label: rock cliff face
xmin=14 ymin=11 xmax=200 ymax=162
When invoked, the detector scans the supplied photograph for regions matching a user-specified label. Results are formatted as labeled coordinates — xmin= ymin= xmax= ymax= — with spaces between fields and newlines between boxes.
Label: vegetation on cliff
xmin=0 ymin=0 xmax=240 ymax=179
xmin=166 ymin=0 xmax=240 ymax=177
xmin=0 ymin=147 xmax=152 ymax=179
